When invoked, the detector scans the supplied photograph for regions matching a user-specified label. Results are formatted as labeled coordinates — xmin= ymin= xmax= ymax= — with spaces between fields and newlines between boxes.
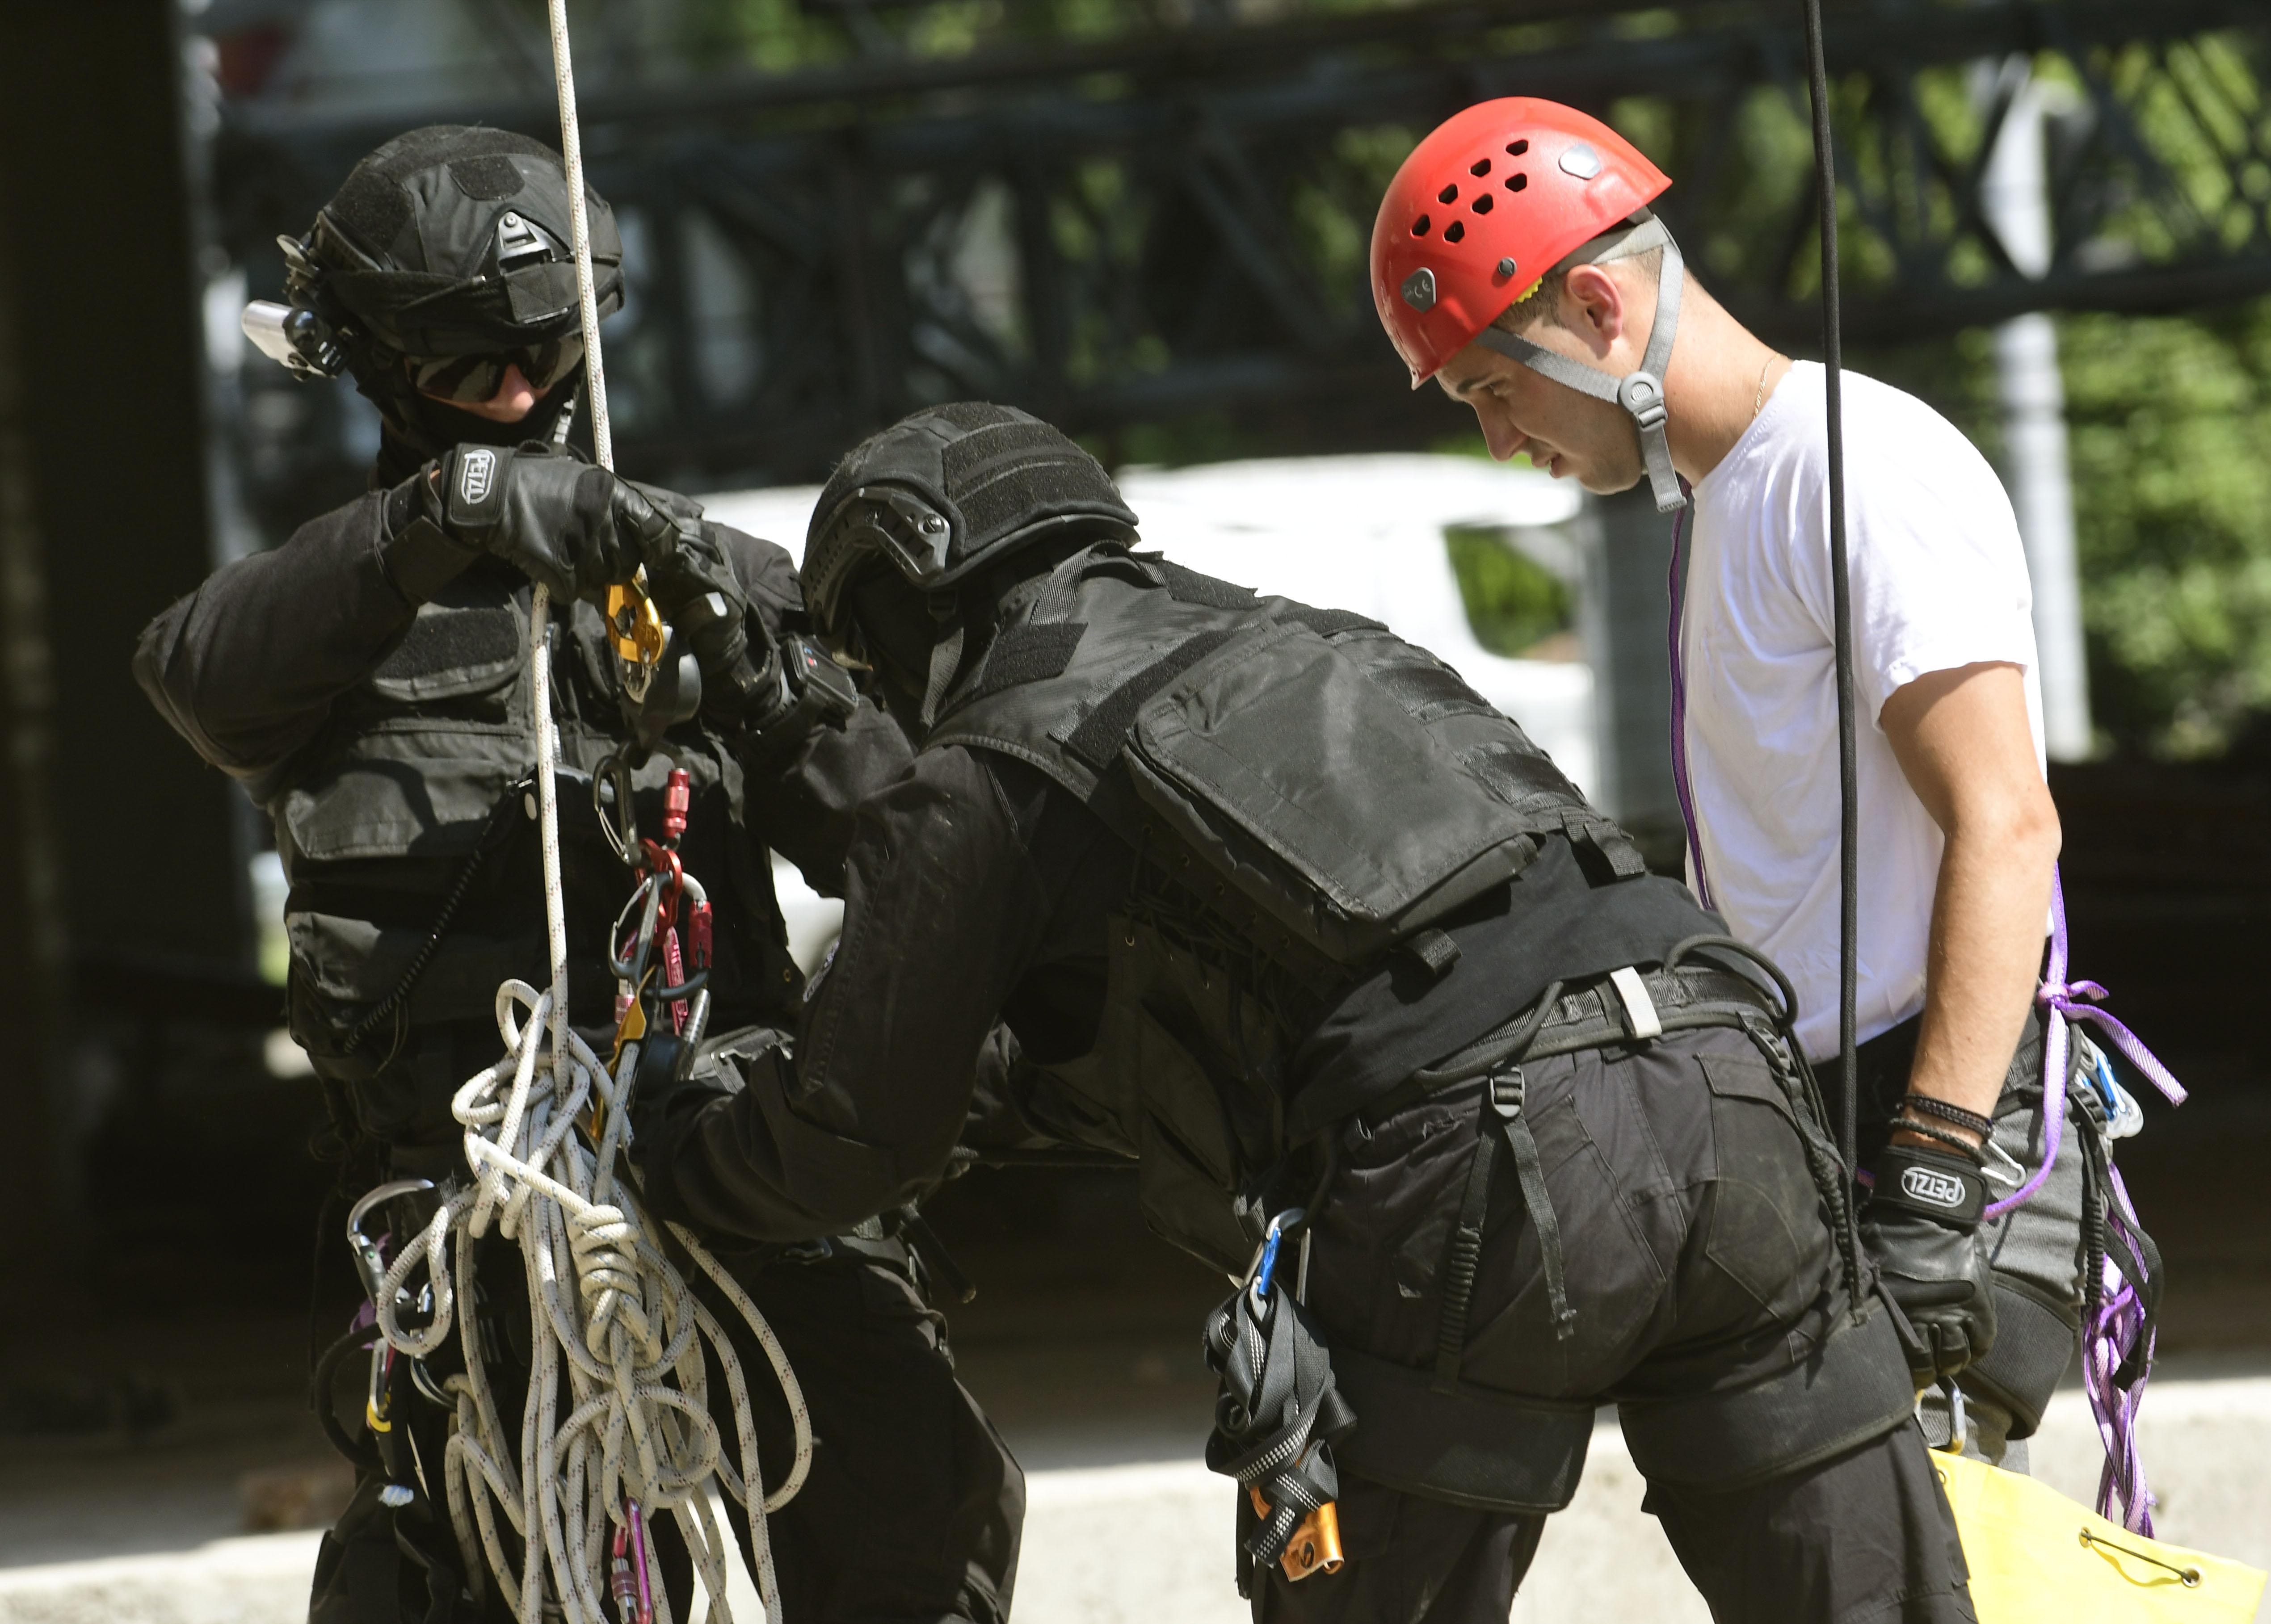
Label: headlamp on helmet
xmin=242 ymin=297 xmax=345 ymax=381
xmin=240 ymin=231 xmax=348 ymax=381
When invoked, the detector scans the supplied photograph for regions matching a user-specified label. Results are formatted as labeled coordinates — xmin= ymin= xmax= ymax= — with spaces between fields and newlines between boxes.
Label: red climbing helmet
xmin=1370 ymin=99 xmax=1670 ymax=387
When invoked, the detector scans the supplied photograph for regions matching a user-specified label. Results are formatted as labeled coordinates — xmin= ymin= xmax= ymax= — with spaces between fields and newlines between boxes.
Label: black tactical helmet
xmin=282 ymin=125 xmax=624 ymax=459
xmin=801 ymin=403 xmax=1138 ymax=649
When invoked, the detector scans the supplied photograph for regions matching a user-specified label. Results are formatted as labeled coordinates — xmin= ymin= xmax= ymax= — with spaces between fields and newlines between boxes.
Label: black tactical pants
xmin=1269 ymin=1024 xmax=1972 ymax=1624
xmin=707 ymin=1240 xmax=1026 ymax=1624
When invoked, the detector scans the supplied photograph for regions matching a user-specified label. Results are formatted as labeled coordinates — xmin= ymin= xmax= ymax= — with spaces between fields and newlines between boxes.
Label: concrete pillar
xmin=1982 ymin=66 xmax=2094 ymax=761
xmin=0 ymin=130 xmax=80 ymax=1279
xmin=1580 ymin=484 xmax=1682 ymax=869
xmin=1 ymin=0 xmax=250 ymax=973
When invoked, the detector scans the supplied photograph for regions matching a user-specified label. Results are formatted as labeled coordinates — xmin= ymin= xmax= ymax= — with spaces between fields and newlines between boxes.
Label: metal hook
xmin=593 ymin=755 xmax=638 ymax=865
xmin=347 ymin=1178 xmax=437 ymax=1306
xmin=1251 ymin=1207 xmax=1308 ymax=1304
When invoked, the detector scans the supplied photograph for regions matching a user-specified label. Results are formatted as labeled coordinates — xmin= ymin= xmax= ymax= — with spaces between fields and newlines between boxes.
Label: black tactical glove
xmin=414 ymin=442 xmax=641 ymax=604
xmin=1860 ymin=1142 xmax=1999 ymax=1385
xmin=617 ymin=480 xmax=775 ymax=726
xmin=621 ymin=480 xmax=860 ymax=749
xmin=626 ymin=1062 xmax=734 ymax=1228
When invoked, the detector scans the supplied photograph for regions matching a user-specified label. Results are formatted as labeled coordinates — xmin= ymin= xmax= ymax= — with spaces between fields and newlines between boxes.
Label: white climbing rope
xmin=372 ymin=979 xmax=810 ymax=1624
xmin=354 ymin=6 xmax=812 ymax=1621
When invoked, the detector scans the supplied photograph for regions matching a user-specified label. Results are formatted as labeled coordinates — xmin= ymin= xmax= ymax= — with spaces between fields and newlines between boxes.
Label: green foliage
xmin=2061 ymin=298 xmax=2271 ymax=757
xmin=1445 ymin=527 xmax=1571 ymax=656
xmin=671 ymin=0 xmax=2271 ymax=757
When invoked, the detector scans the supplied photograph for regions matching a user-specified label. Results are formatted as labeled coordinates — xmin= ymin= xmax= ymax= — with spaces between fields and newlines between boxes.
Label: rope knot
xmin=570 ymin=1203 xmax=656 ymax=1357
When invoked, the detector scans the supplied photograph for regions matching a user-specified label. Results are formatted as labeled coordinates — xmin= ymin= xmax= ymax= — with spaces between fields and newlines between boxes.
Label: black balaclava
xmin=285 ymin=126 xmax=625 ymax=483
xmin=846 ymin=567 xmax=941 ymax=716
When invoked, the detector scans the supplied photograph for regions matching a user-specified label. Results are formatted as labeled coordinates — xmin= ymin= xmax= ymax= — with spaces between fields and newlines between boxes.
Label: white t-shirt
xmin=1680 ymin=361 xmax=2045 ymax=1060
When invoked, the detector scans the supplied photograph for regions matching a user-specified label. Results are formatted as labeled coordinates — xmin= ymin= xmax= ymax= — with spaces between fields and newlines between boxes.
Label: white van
xmin=703 ymin=453 xmax=1593 ymax=970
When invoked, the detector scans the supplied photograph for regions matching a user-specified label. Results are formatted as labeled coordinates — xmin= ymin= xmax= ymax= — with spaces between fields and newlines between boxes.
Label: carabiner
xmin=593 ymin=754 xmax=639 ymax=864
xmin=347 ymin=1179 xmax=437 ymax=1308
xmin=1250 ymin=1207 xmax=1308 ymax=1304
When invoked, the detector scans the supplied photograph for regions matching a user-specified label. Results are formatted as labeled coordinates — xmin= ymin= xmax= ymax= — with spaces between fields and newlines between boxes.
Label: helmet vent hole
xmin=1470 ymin=158 xmax=1492 ymax=177
xmin=1472 ymin=194 xmax=1494 ymax=215
xmin=1507 ymin=139 xmax=1530 ymax=156
xmin=1506 ymin=173 xmax=1529 ymax=193
xmin=1411 ymin=214 xmax=1432 ymax=236
xmin=1438 ymin=184 xmax=1459 ymax=205
xmin=1444 ymin=220 xmax=1466 ymax=244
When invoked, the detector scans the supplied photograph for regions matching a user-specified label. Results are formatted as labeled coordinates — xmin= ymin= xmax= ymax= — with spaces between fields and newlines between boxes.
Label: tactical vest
xmin=270 ymin=561 xmax=799 ymax=1103
xmin=930 ymin=545 xmax=1650 ymax=1271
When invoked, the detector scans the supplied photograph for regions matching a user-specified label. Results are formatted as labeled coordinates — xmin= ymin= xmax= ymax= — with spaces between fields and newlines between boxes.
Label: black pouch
xmin=1119 ymin=622 xmax=1555 ymax=965
xmin=308 ymin=1472 xmax=476 ymax=1624
xmin=1329 ymin=1346 xmax=1594 ymax=1513
xmin=1615 ymin=1301 xmax=1916 ymax=1492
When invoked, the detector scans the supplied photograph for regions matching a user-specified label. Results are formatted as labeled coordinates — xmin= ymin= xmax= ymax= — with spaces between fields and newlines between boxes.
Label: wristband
xmin=1888 ymin=1119 xmax=1986 ymax=1162
xmin=1901 ymin=1092 xmax=1994 ymax=1138
xmin=1868 ymin=1144 xmax=1987 ymax=1227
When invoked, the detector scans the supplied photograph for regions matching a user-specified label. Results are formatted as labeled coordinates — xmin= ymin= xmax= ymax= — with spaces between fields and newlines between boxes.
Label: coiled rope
xmin=374 ymin=982 xmax=810 ymax=1624
xmin=356 ymin=5 xmax=812 ymax=1619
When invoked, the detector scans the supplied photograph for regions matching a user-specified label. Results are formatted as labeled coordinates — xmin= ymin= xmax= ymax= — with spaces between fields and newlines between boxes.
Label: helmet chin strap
xmin=1472 ymin=218 xmax=1688 ymax=513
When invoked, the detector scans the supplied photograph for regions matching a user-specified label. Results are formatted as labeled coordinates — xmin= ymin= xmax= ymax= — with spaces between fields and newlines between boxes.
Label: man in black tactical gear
xmin=630 ymin=403 xmax=1978 ymax=1624
xmin=134 ymin=128 xmax=1019 ymax=1624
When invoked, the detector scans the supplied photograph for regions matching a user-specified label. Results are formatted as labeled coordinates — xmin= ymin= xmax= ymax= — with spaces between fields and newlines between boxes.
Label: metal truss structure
xmin=213 ymin=0 xmax=2271 ymax=493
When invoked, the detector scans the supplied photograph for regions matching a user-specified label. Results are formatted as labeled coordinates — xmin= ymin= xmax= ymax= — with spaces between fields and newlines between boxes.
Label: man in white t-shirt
xmin=1374 ymin=100 xmax=2083 ymax=1478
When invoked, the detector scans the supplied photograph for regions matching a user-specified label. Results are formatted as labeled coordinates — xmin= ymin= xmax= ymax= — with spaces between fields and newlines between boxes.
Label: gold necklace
xmin=1754 ymin=354 xmax=1780 ymax=418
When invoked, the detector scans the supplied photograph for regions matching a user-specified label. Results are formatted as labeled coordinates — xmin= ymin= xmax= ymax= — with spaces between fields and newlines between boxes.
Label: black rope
xmin=1801 ymin=0 xmax=1860 ymax=1183
xmin=311 ymin=1324 xmax=383 ymax=1468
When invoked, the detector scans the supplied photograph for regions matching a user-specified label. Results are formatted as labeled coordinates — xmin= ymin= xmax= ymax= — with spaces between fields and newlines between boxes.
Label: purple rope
xmin=1985 ymin=866 xmax=2184 ymax=1531
xmin=2087 ymin=1165 xmax=2158 ymax=1533
xmin=1986 ymin=870 xmax=2187 ymax=1221
xmin=1665 ymin=484 xmax=1715 ymax=911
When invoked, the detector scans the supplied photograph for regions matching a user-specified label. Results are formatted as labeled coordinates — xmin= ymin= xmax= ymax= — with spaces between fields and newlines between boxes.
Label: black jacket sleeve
xmin=132 ymin=488 xmax=480 ymax=781
xmin=713 ymin=525 xmax=912 ymax=896
xmin=635 ymin=745 xmax=1050 ymax=1240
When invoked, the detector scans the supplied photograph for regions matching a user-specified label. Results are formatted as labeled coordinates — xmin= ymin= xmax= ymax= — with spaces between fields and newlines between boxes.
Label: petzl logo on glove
xmin=1901 ymin=1166 xmax=1966 ymax=1209
xmin=459 ymin=449 xmax=499 ymax=506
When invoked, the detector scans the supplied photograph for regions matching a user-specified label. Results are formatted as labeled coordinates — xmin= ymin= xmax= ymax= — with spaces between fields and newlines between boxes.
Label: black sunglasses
xmin=404 ymin=331 xmax=585 ymax=405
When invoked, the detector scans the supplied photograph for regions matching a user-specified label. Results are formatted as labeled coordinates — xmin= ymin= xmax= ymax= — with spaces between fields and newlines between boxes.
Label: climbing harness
xmin=334 ymin=6 xmax=811 ymax=1622
xmin=2012 ymin=873 xmax=2184 ymax=1532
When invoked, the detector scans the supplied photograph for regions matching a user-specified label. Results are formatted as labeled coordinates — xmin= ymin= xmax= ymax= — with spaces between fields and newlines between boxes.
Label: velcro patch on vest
xmin=376 ymin=604 xmax=521 ymax=681
xmin=975 ymin=620 xmax=1088 ymax=698
xmin=1283 ymin=604 xmax=1386 ymax=638
xmin=1060 ymin=627 xmax=1238 ymax=769
xmin=1367 ymin=661 xmax=1497 ymax=724
xmin=1457 ymin=741 xmax=1579 ymax=810
xmin=1158 ymin=559 xmax=1258 ymax=610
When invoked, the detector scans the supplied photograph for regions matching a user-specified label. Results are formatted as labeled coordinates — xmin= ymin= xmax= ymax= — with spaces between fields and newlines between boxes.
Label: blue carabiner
xmin=1251 ymin=1207 xmax=1307 ymax=1301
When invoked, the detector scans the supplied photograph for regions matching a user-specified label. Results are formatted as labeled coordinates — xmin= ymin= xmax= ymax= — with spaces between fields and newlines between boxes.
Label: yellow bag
xmin=1933 ymin=1448 xmax=2267 ymax=1623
